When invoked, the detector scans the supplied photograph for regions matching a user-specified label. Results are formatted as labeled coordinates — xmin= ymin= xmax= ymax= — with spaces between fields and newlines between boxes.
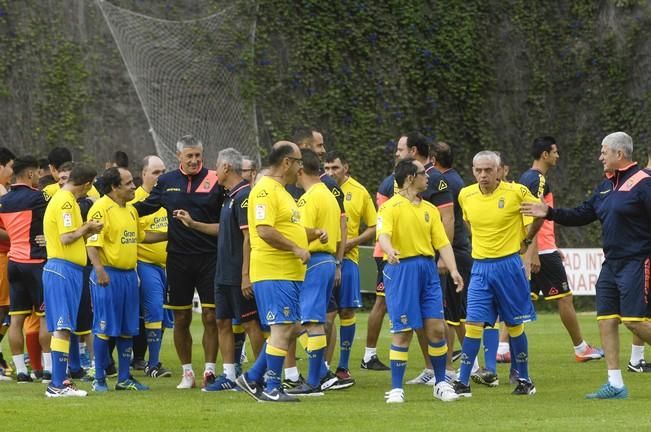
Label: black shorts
xmin=215 ymin=283 xmax=259 ymax=322
xmin=530 ymin=251 xmax=572 ymax=300
xmin=75 ymin=266 xmax=93 ymax=335
xmin=375 ymin=257 xmax=386 ymax=297
xmin=166 ymin=252 xmax=217 ymax=309
xmin=442 ymin=249 xmax=472 ymax=325
xmin=596 ymin=256 xmax=651 ymax=321
xmin=8 ymin=261 xmax=45 ymax=316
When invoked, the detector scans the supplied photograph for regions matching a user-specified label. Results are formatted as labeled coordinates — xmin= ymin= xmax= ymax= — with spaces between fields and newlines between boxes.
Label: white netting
xmin=97 ymin=0 xmax=259 ymax=169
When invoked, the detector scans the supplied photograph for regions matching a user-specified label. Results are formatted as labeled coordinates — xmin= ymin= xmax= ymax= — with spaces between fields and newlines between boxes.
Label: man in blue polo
xmin=523 ymin=131 xmax=651 ymax=399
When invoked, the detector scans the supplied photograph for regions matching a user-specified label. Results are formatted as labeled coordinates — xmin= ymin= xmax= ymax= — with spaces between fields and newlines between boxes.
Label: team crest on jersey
xmin=424 ymin=211 xmax=430 ymax=222
xmin=91 ymin=211 xmax=102 ymax=220
xmin=346 ymin=192 xmax=352 ymax=201
xmin=400 ymin=315 xmax=408 ymax=325
xmin=61 ymin=202 xmax=73 ymax=210
xmin=498 ymin=198 xmax=505 ymax=209
xmin=283 ymin=306 xmax=290 ymax=317
xmin=291 ymin=209 xmax=300 ymax=223
xmin=256 ymin=190 xmax=268 ymax=198
xmin=438 ymin=180 xmax=448 ymax=191
xmin=297 ymin=198 xmax=306 ymax=207
xmin=266 ymin=311 xmax=276 ymax=322
xmin=241 ymin=198 xmax=248 ymax=209
xmin=203 ymin=180 xmax=211 ymax=190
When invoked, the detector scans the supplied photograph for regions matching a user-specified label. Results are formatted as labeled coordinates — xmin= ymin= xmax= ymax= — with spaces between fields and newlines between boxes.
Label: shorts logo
xmin=99 ymin=320 xmax=106 ymax=331
xmin=400 ymin=314 xmax=408 ymax=325
xmin=256 ymin=190 xmax=268 ymax=198
xmin=561 ymin=282 xmax=568 ymax=290
xmin=438 ymin=180 xmax=448 ymax=191
xmin=61 ymin=202 xmax=73 ymax=210
xmin=346 ymin=192 xmax=352 ymax=201
xmin=424 ymin=211 xmax=430 ymax=223
xmin=283 ymin=306 xmax=290 ymax=317
xmin=548 ymin=287 xmax=559 ymax=296
xmin=498 ymin=198 xmax=505 ymax=209
xmin=57 ymin=317 xmax=64 ymax=328
xmin=240 ymin=198 xmax=248 ymax=209
xmin=266 ymin=311 xmax=276 ymax=322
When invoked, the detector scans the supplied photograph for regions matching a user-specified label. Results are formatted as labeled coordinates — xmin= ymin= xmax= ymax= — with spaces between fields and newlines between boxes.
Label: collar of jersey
xmin=179 ymin=162 xmax=204 ymax=177
xmin=604 ymin=162 xmax=637 ymax=179
xmin=228 ymin=180 xmax=250 ymax=197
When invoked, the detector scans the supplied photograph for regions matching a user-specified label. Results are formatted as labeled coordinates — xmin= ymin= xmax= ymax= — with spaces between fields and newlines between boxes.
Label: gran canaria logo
xmin=121 ymin=230 xmax=137 ymax=244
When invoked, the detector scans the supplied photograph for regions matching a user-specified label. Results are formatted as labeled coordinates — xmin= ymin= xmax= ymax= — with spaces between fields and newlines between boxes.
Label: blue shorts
xmin=253 ymin=280 xmax=300 ymax=326
xmin=301 ymin=253 xmax=336 ymax=324
xmin=43 ymin=259 xmax=83 ymax=333
xmin=596 ymin=256 xmax=651 ymax=321
xmin=90 ymin=267 xmax=139 ymax=337
xmin=383 ymin=256 xmax=444 ymax=333
xmin=137 ymin=261 xmax=173 ymax=328
xmin=466 ymin=254 xmax=536 ymax=326
xmin=331 ymin=259 xmax=362 ymax=310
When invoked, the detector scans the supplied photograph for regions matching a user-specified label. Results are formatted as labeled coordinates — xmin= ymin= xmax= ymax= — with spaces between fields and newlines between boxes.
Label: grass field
xmin=0 ymin=312 xmax=647 ymax=432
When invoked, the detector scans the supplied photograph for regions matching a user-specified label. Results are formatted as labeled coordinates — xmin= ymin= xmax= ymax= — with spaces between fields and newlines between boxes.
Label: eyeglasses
xmin=415 ymin=170 xmax=427 ymax=176
xmin=287 ymin=156 xmax=303 ymax=165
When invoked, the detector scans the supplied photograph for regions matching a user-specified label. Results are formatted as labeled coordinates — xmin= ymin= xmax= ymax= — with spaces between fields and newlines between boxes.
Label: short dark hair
xmin=12 ymin=156 xmax=38 ymax=176
xmin=48 ymin=147 xmax=72 ymax=170
xmin=68 ymin=164 xmax=97 ymax=186
xmin=268 ymin=143 xmax=295 ymax=167
xmin=38 ymin=175 xmax=56 ymax=190
xmin=0 ymin=147 xmax=16 ymax=166
xmin=324 ymin=150 xmax=347 ymax=165
xmin=301 ymin=148 xmax=320 ymax=176
xmin=292 ymin=127 xmax=315 ymax=146
xmin=38 ymin=158 xmax=50 ymax=170
xmin=97 ymin=167 xmax=122 ymax=195
xmin=431 ymin=141 xmax=453 ymax=169
xmin=395 ymin=158 xmax=418 ymax=188
xmin=113 ymin=151 xmax=129 ymax=168
xmin=531 ymin=136 xmax=556 ymax=159
xmin=58 ymin=161 xmax=74 ymax=173
xmin=404 ymin=132 xmax=429 ymax=158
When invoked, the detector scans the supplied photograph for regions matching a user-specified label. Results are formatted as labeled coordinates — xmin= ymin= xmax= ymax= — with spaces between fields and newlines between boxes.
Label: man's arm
xmin=133 ymin=181 xmax=164 ymax=217
xmin=241 ymin=229 xmax=253 ymax=300
xmin=378 ymin=233 xmax=399 ymax=264
xmin=142 ymin=231 xmax=168 ymax=244
xmin=172 ymin=209 xmax=219 ymax=236
xmin=521 ymin=196 xmax=598 ymax=226
xmin=257 ymin=225 xmax=310 ymax=264
xmin=86 ymin=246 xmax=109 ymax=286
xmin=438 ymin=205 xmax=455 ymax=246
xmin=60 ymin=220 xmax=103 ymax=245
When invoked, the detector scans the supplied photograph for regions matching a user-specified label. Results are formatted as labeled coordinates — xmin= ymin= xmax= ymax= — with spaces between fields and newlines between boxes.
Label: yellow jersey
xmin=341 ymin=176 xmax=377 ymax=263
xmin=458 ymin=181 xmax=538 ymax=259
xmin=43 ymin=189 xmax=87 ymax=266
xmin=129 ymin=187 xmax=167 ymax=266
xmin=86 ymin=195 xmax=143 ymax=270
xmin=43 ymin=183 xmax=100 ymax=202
xmin=298 ymin=182 xmax=340 ymax=255
xmin=248 ymin=176 xmax=308 ymax=282
xmin=377 ymin=193 xmax=449 ymax=260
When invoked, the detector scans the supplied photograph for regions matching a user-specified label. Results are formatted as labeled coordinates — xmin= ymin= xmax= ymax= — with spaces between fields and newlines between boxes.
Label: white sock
xmin=204 ymin=362 xmax=216 ymax=374
xmin=325 ymin=361 xmax=330 ymax=369
xmin=223 ymin=363 xmax=236 ymax=381
xmin=42 ymin=352 xmax=52 ymax=372
xmin=13 ymin=354 xmax=27 ymax=374
xmin=182 ymin=363 xmax=193 ymax=373
xmin=497 ymin=342 xmax=509 ymax=355
xmin=607 ymin=369 xmax=624 ymax=388
xmin=284 ymin=366 xmax=299 ymax=382
xmin=79 ymin=342 xmax=87 ymax=355
xmin=630 ymin=345 xmax=645 ymax=365
xmin=471 ymin=357 xmax=480 ymax=374
xmin=574 ymin=340 xmax=588 ymax=354
xmin=364 ymin=347 xmax=377 ymax=363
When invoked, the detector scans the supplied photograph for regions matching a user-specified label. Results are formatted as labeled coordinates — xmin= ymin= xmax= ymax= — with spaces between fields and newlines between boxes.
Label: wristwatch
xmin=334 ymin=260 xmax=341 ymax=266
xmin=523 ymin=238 xmax=533 ymax=246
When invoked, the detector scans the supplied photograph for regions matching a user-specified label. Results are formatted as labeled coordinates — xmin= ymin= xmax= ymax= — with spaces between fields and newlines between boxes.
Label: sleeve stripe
xmin=436 ymin=202 xmax=454 ymax=209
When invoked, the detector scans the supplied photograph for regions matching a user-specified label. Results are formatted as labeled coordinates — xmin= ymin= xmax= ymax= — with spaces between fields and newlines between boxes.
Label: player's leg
xmin=362 ymin=258 xmax=389 ymax=371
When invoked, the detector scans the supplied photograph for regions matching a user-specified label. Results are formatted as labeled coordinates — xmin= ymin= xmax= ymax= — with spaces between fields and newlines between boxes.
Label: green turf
xmin=0 ymin=312 xmax=647 ymax=431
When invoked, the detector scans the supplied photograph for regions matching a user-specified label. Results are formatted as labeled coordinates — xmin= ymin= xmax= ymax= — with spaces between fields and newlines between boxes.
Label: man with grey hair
xmin=454 ymin=150 xmax=542 ymax=398
xmin=523 ymin=132 xmax=651 ymax=399
xmin=134 ymin=135 xmax=226 ymax=390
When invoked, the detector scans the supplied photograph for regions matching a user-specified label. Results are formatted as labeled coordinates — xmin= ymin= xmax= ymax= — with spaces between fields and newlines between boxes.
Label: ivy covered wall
xmin=1 ymin=0 xmax=651 ymax=247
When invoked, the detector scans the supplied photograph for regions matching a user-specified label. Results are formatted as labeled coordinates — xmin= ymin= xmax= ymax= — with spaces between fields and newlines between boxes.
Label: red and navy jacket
xmin=548 ymin=163 xmax=651 ymax=260
xmin=134 ymin=165 xmax=226 ymax=255
xmin=0 ymin=184 xmax=47 ymax=263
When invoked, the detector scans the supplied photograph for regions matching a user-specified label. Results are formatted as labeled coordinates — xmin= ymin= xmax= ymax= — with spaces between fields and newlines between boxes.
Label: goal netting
xmin=97 ymin=0 xmax=259 ymax=169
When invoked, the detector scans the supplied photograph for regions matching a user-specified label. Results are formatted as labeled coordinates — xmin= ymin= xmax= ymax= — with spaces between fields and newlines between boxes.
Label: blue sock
xmin=510 ymin=332 xmax=529 ymax=381
xmin=68 ymin=334 xmax=81 ymax=373
xmin=338 ymin=318 xmax=356 ymax=370
xmin=459 ymin=333 xmax=482 ymax=385
xmin=50 ymin=337 xmax=70 ymax=388
xmin=93 ymin=336 xmax=109 ymax=381
xmin=389 ymin=345 xmax=409 ymax=389
xmin=483 ymin=327 xmax=499 ymax=373
xmin=307 ymin=333 xmax=327 ymax=387
xmin=428 ymin=339 xmax=448 ymax=384
xmin=246 ymin=341 xmax=267 ymax=383
xmin=146 ymin=328 xmax=162 ymax=368
xmin=264 ymin=344 xmax=286 ymax=392
xmin=116 ymin=337 xmax=133 ymax=383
